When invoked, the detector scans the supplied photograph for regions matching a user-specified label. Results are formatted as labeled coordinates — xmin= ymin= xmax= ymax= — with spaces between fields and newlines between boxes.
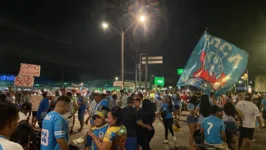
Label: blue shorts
xmin=187 ymin=115 xmax=198 ymax=124
xmin=174 ymin=104 xmax=180 ymax=110
xmin=126 ymin=137 xmax=137 ymax=150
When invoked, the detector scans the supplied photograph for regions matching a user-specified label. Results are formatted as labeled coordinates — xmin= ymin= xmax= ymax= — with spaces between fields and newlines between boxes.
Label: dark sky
xmin=1 ymin=0 xmax=266 ymax=83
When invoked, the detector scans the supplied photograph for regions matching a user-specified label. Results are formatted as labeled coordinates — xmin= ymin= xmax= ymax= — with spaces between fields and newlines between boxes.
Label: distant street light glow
xmin=102 ymin=22 xmax=108 ymax=29
xmin=139 ymin=16 xmax=146 ymax=22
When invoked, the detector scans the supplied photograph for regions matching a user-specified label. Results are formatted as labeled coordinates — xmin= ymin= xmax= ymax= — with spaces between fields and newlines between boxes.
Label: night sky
xmin=1 ymin=0 xmax=266 ymax=84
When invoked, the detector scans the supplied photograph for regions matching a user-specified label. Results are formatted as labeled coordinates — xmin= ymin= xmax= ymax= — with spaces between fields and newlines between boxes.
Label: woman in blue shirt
xmin=160 ymin=96 xmax=176 ymax=145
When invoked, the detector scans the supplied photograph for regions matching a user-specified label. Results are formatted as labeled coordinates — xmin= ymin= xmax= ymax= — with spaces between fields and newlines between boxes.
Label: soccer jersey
xmin=201 ymin=116 xmax=225 ymax=144
xmin=86 ymin=124 xmax=108 ymax=150
xmin=37 ymin=98 xmax=49 ymax=120
xmin=161 ymin=103 xmax=173 ymax=119
xmin=103 ymin=125 xmax=127 ymax=150
xmin=41 ymin=111 xmax=68 ymax=150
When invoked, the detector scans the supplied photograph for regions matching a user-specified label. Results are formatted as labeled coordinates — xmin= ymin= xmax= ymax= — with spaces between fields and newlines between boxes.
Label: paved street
xmin=69 ymin=112 xmax=266 ymax=150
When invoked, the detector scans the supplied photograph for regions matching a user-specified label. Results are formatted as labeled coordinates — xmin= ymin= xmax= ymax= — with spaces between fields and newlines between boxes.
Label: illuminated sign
xmin=177 ymin=68 xmax=184 ymax=75
xmin=0 ymin=75 xmax=15 ymax=81
xmin=154 ymin=77 xmax=165 ymax=86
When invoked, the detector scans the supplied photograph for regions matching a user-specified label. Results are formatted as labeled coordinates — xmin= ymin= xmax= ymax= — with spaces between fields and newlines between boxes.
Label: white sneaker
xmin=173 ymin=136 xmax=177 ymax=142
xmin=162 ymin=140 xmax=168 ymax=144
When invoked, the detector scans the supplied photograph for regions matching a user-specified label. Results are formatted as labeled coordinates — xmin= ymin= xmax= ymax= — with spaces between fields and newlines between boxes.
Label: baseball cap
xmin=187 ymin=103 xmax=195 ymax=110
xmin=93 ymin=111 xmax=106 ymax=120
xmin=209 ymin=105 xmax=223 ymax=114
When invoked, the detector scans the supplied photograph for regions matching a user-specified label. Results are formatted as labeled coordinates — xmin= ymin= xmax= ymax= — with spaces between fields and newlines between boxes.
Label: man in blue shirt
xmin=77 ymin=93 xmax=87 ymax=132
xmin=200 ymin=105 xmax=229 ymax=150
xmin=36 ymin=92 xmax=50 ymax=128
xmin=41 ymin=96 xmax=71 ymax=150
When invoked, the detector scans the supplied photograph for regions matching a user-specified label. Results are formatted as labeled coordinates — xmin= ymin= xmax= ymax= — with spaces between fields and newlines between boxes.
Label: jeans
xmin=138 ymin=128 xmax=155 ymax=150
xmin=163 ymin=118 xmax=174 ymax=140
xmin=126 ymin=137 xmax=137 ymax=150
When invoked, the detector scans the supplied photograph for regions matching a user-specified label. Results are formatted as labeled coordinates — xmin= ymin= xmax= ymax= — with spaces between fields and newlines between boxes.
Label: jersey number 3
xmin=207 ymin=122 xmax=213 ymax=135
xmin=41 ymin=129 xmax=49 ymax=146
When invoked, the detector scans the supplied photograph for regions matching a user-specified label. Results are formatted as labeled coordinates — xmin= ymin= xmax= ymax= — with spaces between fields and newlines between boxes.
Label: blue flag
xmin=178 ymin=32 xmax=249 ymax=96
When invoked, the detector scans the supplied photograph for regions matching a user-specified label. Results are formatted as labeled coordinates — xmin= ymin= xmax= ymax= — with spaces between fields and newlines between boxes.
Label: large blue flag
xmin=178 ymin=32 xmax=249 ymax=96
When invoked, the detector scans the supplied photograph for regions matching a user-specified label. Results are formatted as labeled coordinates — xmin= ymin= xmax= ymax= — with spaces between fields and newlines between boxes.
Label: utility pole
xmin=145 ymin=55 xmax=148 ymax=90
xmin=139 ymin=54 xmax=143 ymax=89
xmin=121 ymin=30 xmax=124 ymax=89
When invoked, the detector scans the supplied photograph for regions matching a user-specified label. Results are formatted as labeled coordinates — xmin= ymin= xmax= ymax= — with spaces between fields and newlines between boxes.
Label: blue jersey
xmin=161 ymin=103 xmax=173 ymax=119
xmin=201 ymin=116 xmax=225 ymax=144
xmin=78 ymin=97 xmax=86 ymax=113
xmin=86 ymin=124 xmax=108 ymax=150
xmin=37 ymin=98 xmax=49 ymax=120
xmin=41 ymin=111 xmax=68 ymax=150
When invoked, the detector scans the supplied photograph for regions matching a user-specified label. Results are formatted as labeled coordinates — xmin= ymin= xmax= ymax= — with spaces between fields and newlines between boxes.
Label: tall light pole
xmin=101 ymin=15 xmax=146 ymax=89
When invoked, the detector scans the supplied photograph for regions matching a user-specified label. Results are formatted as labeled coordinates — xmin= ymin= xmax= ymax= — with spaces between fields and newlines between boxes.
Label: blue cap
xmin=100 ymin=99 xmax=109 ymax=107
xmin=187 ymin=103 xmax=195 ymax=110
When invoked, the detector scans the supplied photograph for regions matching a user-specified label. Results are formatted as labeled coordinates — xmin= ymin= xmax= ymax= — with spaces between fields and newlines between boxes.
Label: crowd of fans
xmin=0 ymin=88 xmax=266 ymax=150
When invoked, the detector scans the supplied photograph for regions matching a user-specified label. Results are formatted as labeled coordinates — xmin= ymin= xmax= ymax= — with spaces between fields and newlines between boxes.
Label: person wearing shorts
xmin=187 ymin=103 xmax=198 ymax=150
xmin=236 ymin=93 xmax=264 ymax=150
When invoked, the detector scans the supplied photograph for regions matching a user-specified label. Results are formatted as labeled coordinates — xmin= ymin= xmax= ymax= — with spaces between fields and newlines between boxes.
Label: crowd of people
xmin=0 ymin=88 xmax=266 ymax=150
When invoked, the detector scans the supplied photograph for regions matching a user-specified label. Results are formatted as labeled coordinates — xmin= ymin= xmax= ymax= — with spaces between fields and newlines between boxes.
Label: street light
xmin=101 ymin=15 xmax=146 ymax=89
xmin=102 ymin=22 xmax=108 ymax=29
xmin=115 ymin=77 xmax=119 ymax=81
xmin=139 ymin=15 xmax=146 ymax=22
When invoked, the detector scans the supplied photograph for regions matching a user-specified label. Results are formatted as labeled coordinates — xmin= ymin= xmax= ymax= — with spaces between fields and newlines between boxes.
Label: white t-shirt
xmin=222 ymin=113 xmax=236 ymax=122
xmin=236 ymin=101 xmax=260 ymax=128
xmin=31 ymin=94 xmax=43 ymax=111
xmin=0 ymin=137 xmax=24 ymax=150
xmin=18 ymin=112 xmax=28 ymax=122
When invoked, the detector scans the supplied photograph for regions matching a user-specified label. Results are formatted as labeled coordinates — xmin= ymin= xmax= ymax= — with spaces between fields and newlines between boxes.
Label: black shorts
xmin=239 ymin=127 xmax=255 ymax=140
xmin=263 ymin=110 xmax=266 ymax=119
xmin=32 ymin=111 xmax=37 ymax=117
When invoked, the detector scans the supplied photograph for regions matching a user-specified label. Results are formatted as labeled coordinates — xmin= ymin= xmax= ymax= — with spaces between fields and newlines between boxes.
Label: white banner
xmin=255 ymin=76 xmax=266 ymax=92
xmin=14 ymin=75 xmax=35 ymax=87
xmin=113 ymin=81 xmax=135 ymax=89
xmin=19 ymin=63 xmax=41 ymax=77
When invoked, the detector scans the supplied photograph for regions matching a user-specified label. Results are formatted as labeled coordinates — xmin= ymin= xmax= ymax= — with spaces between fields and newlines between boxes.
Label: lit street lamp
xmin=101 ymin=15 xmax=146 ymax=89
xmin=115 ymin=77 xmax=119 ymax=81
xmin=102 ymin=22 xmax=108 ymax=29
